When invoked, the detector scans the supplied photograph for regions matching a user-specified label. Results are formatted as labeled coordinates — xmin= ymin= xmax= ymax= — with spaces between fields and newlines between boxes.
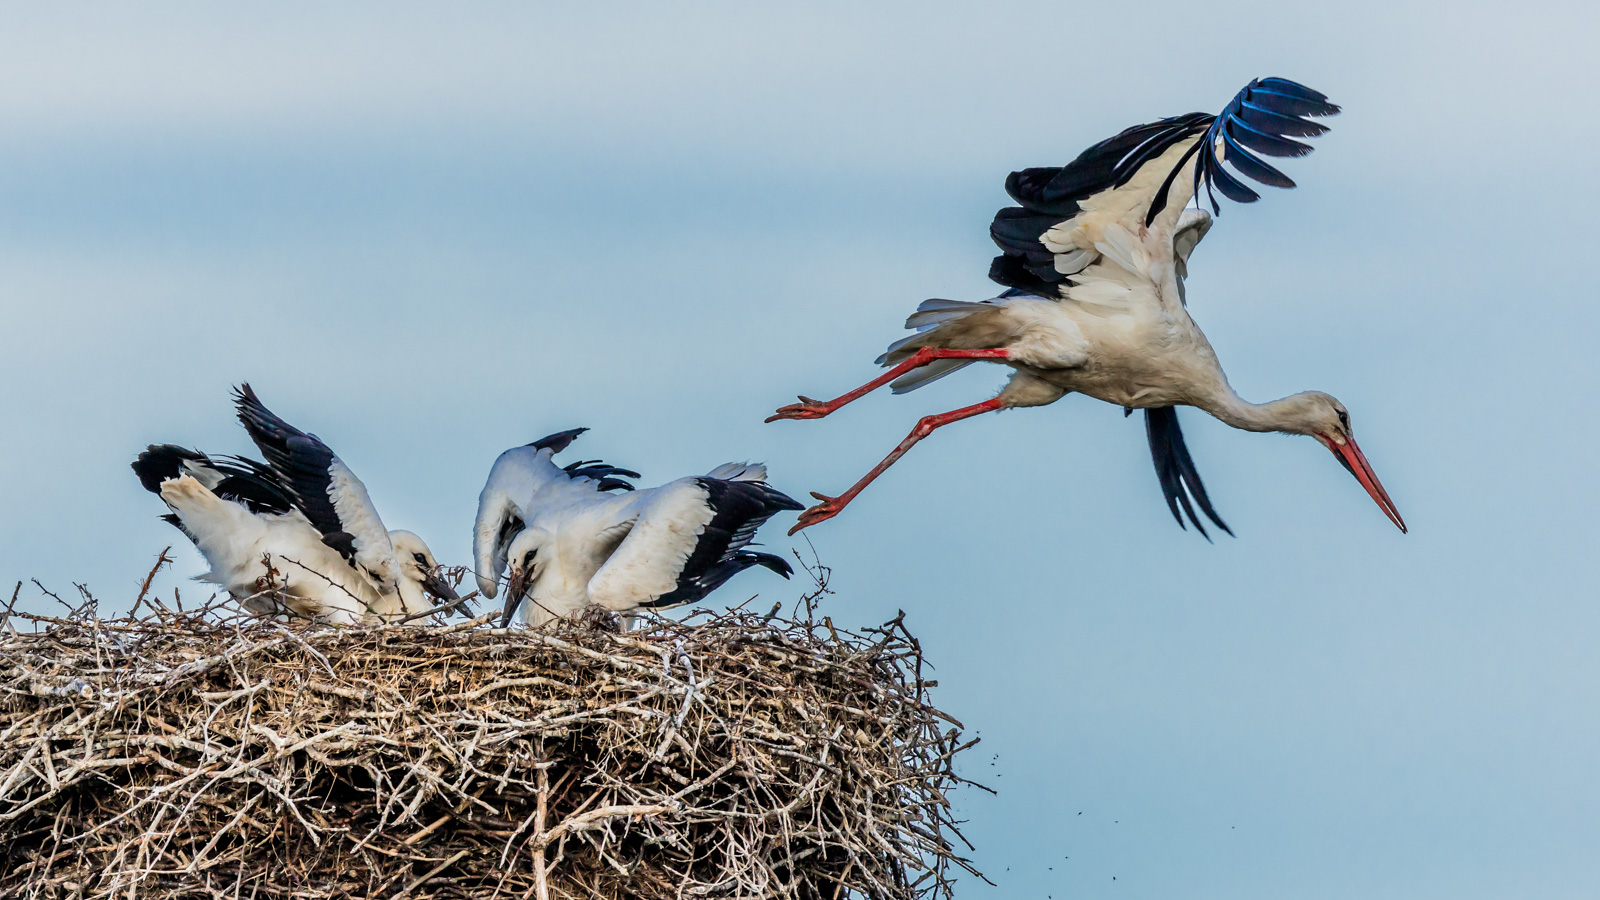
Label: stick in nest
xmin=0 ymin=568 xmax=987 ymax=900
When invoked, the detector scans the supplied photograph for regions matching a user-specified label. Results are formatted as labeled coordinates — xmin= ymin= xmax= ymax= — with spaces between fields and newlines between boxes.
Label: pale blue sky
xmin=2 ymin=3 xmax=1597 ymax=898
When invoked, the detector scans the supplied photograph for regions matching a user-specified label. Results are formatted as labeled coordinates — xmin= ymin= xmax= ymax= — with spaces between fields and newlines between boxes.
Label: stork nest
xmin=0 ymin=556 xmax=982 ymax=900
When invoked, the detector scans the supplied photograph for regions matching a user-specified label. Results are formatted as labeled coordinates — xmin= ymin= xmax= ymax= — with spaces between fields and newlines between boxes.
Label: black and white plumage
xmin=132 ymin=386 xmax=460 ymax=624
xmin=769 ymin=78 xmax=1405 ymax=537
xmin=472 ymin=430 xmax=802 ymax=627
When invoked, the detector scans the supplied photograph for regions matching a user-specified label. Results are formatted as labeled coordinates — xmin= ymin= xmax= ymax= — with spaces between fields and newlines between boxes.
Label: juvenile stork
xmin=132 ymin=385 xmax=460 ymax=624
xmin=768 ymin=77 xmax=1404 ymax=537
xmin=473 ymin=429 xmax=802 ymax=627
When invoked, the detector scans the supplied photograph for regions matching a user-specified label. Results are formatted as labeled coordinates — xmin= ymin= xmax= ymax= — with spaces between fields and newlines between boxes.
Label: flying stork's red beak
xmin=1320 ymin=435 xmax=1406 ymax=533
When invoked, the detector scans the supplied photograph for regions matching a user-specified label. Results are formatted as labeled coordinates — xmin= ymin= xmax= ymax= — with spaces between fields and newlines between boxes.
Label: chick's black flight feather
xmin=527 ymin=429 xmax=641 ymax=493
xmin=640 ymin=478 xmax=803 ymax=610
xmin=232 ymin=384 xmax=364 ymax=564
xmin=132 ymin=444 xmax=299 ymax=518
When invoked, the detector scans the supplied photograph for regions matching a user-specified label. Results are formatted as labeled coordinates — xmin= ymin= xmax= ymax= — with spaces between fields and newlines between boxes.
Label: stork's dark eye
xmin=413 ymin=552 xmax=427 ymax=564
xmin=1336 ymin=410 xmax=1350 ymax=430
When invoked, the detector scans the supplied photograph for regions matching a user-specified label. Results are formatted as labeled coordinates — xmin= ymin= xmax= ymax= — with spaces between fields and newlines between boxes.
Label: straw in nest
xmin=0 ymin=555 xmax=985 ymax=899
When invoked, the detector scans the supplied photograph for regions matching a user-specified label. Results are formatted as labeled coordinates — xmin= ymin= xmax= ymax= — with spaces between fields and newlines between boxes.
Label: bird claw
xmin=789 ymin=492 xmax=845 ymax=535
xmin=765 ymin=395 xmax=835 ymax=423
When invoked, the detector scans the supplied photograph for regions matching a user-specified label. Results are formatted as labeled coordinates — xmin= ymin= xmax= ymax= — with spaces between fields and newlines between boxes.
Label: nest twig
xmin=0 ymin=554 xmax=983 ymax=899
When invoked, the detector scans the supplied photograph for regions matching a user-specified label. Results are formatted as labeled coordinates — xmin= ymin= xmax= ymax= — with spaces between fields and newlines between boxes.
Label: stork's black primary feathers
xmin=1151 ymin=77 xmax=1338 ymax=227
xmin=528 ymin=429 xmax=641 ymax=493
xmin=1144 ymin=407 xmax=1232 ymax=541
xmin=131 ymin=444 xmax=206 ymax=494
xmin=132 ymin=444 xmax=299 ymax=526
xmin=232 ymin=384 xmax=361 ymax=562
xmin=528 ymin=428 xmax=588 ymax=453
xmin=989 ymin=77 xmax=1337 ymax=297
xmin=563 ymin=459 xmax=641 ymax=493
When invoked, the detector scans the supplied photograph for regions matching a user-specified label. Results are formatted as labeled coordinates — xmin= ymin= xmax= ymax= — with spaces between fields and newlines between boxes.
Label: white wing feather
xmin=472 ymin=445 xmax=568 ymax=598
xmin=586 ymin=479 xmax=715 ymax=611
xmin=325 ymin=457 xmax=400 ymax=589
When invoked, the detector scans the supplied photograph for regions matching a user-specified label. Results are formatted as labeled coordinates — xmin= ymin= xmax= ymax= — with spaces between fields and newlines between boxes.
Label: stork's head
xmin=502 ymin=527 xmax=553 ymax=627
xmin=388 ymin=530 xmax=461 ymax=606
xmin=1274 ymin=392 xmax=1406 ymax=533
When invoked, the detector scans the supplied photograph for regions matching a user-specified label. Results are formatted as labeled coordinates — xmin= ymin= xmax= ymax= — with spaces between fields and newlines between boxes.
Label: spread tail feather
xmin=903 ymin=298 xmax=989 ymax=330
xmin=874 ymin=297 xmax=1012 ymax=390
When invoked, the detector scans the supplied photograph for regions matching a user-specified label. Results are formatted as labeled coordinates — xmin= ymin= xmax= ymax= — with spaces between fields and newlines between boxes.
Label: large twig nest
xmin=0 ymin=561 xmax=982 ymax=899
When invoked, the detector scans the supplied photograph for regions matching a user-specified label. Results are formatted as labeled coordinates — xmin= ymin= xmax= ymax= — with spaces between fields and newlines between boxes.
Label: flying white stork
xmin=473 ymin=429 xmax=802 ymax=627
xmin=768 ymin=77 xmax=1404 ymax=538
xmin=132 ymin=385 xmax=461 ymax=624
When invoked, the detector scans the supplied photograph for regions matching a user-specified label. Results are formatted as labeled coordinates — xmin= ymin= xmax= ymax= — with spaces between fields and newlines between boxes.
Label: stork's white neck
xmin=1193 ymin=384 xmax=1316 ymax=436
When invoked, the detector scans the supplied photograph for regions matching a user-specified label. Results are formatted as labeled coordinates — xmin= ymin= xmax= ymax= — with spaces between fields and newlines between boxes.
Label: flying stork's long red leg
xmin=766 ymin=348 xmax=1010 ymax=422
xmin=789 ymin=397 xmax=1006 ymax=534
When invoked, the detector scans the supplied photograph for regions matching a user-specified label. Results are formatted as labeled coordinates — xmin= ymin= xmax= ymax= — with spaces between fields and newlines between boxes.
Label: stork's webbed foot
xmin=789 ymin=492 xmax=847 ymax=534
xmin=766 ymin=396 xmax=835 ymax=423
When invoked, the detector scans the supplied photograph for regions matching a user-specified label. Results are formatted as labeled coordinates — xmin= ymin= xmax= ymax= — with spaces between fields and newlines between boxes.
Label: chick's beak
xmin=422 ymin=569 xmax=459 ymax=603
xmin=1321 ymin=434 xmax=1406 ymax=533
xmin=501 ymin=567 xmax=527 ymax=628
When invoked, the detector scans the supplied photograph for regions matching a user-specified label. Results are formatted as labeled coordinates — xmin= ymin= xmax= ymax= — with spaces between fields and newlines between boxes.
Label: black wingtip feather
xmin=989 ymin=248 xmax=1063 ymax=297
xmin=1144 ymin=407 xmax=1233 ymax=540
xmin=132 ymin=444 xmax=205 ymax=494
xmin=533 ymin=432 xmax=642 ymax=492
xmin=638 ymin=479 xmax=802 ymax=611
xmin=1146 ymin=76 xmax=1335 ymax=227
xmin=1248 ymin=88 xmax=1340 ymax=119
xmin=768 ymin=487 xmax=805 ymax=513
xmin=133 ymin=441 xmax=300 ymax=519
xmin=564 ymin=463 xmax=643 ymax=481
xmin=529 ymin=428 xmax=588 ymax=453
xmin=746 ymin=552 xmax=794 ymax=579
xmin=527 ymin=430 xmax=643 ymax=489
xmin=231 ymin=384 xmax=359 ymax=561
xmin=1255 ymin=77 xmax=1331 ymax=103
xmin=1220 ymin=131 xmax=1296 ymax=188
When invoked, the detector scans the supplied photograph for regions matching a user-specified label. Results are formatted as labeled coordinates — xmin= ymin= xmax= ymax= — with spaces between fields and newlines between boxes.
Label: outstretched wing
xmin=133 ymin=444 xmax=298 ymax=517
xmin=472 ymin=428 xmax=641 ymax=598
xmin=132 ymin=443 xmax=300 ymax=537
xmin=1158 ymin=77 xmax=1340 ymax=223
xmin=587 ymin=476 xmax=801 ymax=612
xmin=989 ymin=77 xmax=1337 ymax=301
xmin=473 ymin=439 xmax=566 ymax=599
xmin=234 ymin=384 xmax=400 ymax=589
